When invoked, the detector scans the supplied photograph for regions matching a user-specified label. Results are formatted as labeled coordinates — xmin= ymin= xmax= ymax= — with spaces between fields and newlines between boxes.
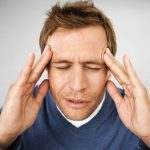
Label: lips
xmin=64 ymin=97 xmax=90 ymax=109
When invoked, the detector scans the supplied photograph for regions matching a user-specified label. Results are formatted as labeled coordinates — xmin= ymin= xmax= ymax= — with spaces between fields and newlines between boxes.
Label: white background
xmin=0 ymin=0 xmax=150 ymax=107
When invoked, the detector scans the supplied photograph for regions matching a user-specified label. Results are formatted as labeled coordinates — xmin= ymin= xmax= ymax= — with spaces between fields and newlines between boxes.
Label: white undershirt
xmin=57 ymin=92 xmax=105 ymax=128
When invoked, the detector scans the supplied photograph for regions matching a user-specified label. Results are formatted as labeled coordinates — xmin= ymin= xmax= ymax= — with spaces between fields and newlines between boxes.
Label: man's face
xmin=47 ymin=26 xmax=109 ymax=121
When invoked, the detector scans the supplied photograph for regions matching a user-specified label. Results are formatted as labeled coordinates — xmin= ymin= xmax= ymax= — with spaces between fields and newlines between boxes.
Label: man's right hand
xmin=0 ymin=45 xmax=52 ymax=149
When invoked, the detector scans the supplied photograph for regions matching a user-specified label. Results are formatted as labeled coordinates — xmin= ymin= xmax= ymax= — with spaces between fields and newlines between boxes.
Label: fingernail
xmin=43 ymin=45 xmax=50 ymax=54
xmin=106 ymin=48 xmax=111 ymax=54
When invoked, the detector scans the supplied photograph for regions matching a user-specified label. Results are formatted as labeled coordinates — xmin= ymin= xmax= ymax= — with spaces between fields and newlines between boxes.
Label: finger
xmin=16 ymin=53 xmax=35 ymax=86
xmin=35 ymin=79 xmax=49 ymax=106
xmin=28 ymin=45 xmax=52 ymax=84
xmin=106 ymin=80 xmax=124 ymax=107
xmin=104 ymin=49 xmax=130 ymax=85
xmin=123 ymin=54 xmax=141 ymax=87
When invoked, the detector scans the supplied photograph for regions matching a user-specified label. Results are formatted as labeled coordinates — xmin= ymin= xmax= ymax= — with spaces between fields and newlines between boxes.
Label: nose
xmin=69 ymin=66 xmax=87 ymax=92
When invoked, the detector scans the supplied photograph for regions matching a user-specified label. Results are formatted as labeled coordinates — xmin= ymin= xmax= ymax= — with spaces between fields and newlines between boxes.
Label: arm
xmin=0 ymin=45 xmax=52 ymax=149
xmin=104 ymin=48 xmax=150 ymax=148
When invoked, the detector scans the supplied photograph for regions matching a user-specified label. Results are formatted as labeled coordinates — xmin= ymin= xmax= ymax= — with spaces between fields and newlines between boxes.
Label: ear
xmin=106 ymin=70 xmax=111 ymax=80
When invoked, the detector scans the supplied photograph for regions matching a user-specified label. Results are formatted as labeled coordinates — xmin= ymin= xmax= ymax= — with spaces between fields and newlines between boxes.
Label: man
xmin=0 ymin=1 xmax=150 ymax=149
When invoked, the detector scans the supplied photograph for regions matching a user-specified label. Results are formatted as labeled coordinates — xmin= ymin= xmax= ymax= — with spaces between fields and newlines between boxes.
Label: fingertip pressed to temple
xmin=42 ymin=45 xmax=51 ymax=56
xmin=103 ymin=52 xmax=110 ymax=64
xmin=45 ymin=45 xmax=53 ymax=56
xmin=45 ymin=45 xmax=51 ymax=50
xmin=106 ymin=48 xmax=112 ymax=55
xmin=106 ymin=47 xmax=110 ymax=52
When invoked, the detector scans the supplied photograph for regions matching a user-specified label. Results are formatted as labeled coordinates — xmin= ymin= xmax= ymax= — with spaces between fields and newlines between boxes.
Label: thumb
xmin=35 ymin=79 xmax=49 ymax=106
xmin=106 ymin=80 xmax=123 ymax=107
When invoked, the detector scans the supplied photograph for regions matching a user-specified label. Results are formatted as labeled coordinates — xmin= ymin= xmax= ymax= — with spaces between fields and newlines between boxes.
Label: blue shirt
xmin=6 ymin=89 xmax=150 ymax=150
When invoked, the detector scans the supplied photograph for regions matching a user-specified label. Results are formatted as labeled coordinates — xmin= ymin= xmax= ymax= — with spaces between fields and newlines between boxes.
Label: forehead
xmin=47 ymin=26 xmax=107 ymax=63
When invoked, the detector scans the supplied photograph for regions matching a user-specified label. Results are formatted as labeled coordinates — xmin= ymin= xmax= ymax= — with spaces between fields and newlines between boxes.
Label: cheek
xmin=88 ymin=71 xmax=107 ymax=85
xmin=87 ymin=72 xmax=107 ymax=94
xmin=48 ymin=70 xmax=69 ymax=97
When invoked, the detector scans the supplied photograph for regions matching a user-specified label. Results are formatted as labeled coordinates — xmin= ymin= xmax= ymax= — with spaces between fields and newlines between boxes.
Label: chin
xmin=62 ymin=109 xmax=93 ymax=121
xmin=55 ymin=95 xmax=101 ymax=121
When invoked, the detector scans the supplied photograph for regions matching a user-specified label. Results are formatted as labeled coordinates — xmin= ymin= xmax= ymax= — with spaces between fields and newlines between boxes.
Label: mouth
xmin=64 ymin=97 xmax=90 ymax=109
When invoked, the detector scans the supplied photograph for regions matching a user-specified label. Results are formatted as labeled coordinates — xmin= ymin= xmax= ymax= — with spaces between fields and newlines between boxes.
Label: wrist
xmin=0 ymin=124 xmax=18 ymax=149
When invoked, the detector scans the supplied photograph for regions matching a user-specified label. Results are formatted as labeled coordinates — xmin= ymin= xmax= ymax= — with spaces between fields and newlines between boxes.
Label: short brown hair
xmin=39 ymin=1 xmax=117 ymax=55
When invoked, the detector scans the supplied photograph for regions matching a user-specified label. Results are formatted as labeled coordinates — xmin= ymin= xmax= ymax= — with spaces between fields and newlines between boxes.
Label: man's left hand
xmin=104 ymin=48 xmax=150 ymax=147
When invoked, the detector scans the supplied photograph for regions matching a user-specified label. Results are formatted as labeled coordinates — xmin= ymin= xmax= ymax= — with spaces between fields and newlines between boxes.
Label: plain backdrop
xmin=0 ymin=0 xmax=150 ymax=107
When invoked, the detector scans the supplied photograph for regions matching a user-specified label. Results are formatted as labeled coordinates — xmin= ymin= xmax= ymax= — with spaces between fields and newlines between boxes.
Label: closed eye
xmin=86 ymin=67 xmax=100 ymax=70
xmin=53 ymin=64 xmax=106 ymax=70
xmin=55 ymin=66 xmax=71 ymax=69
xmin=84 ymin=64 xmax=106 ymax=71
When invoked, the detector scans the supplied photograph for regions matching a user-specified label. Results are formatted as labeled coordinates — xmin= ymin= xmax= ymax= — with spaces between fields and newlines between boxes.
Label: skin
xmin=0 ymin=25 xmax=150 ymax=148
xmin=47 ymin=26 xmax=109 ymax=121
xmin=0 ymin=46 xmax=52 ymax=149
xmin=104 ymin=48 xmax=150 ymax=146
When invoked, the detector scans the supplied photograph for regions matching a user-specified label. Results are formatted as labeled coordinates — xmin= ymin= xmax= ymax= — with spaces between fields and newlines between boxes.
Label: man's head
xmin=39 ymin=1 xmax=117 ymax=121
xmin=39 ymin=1 xmax=116 ymax=55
